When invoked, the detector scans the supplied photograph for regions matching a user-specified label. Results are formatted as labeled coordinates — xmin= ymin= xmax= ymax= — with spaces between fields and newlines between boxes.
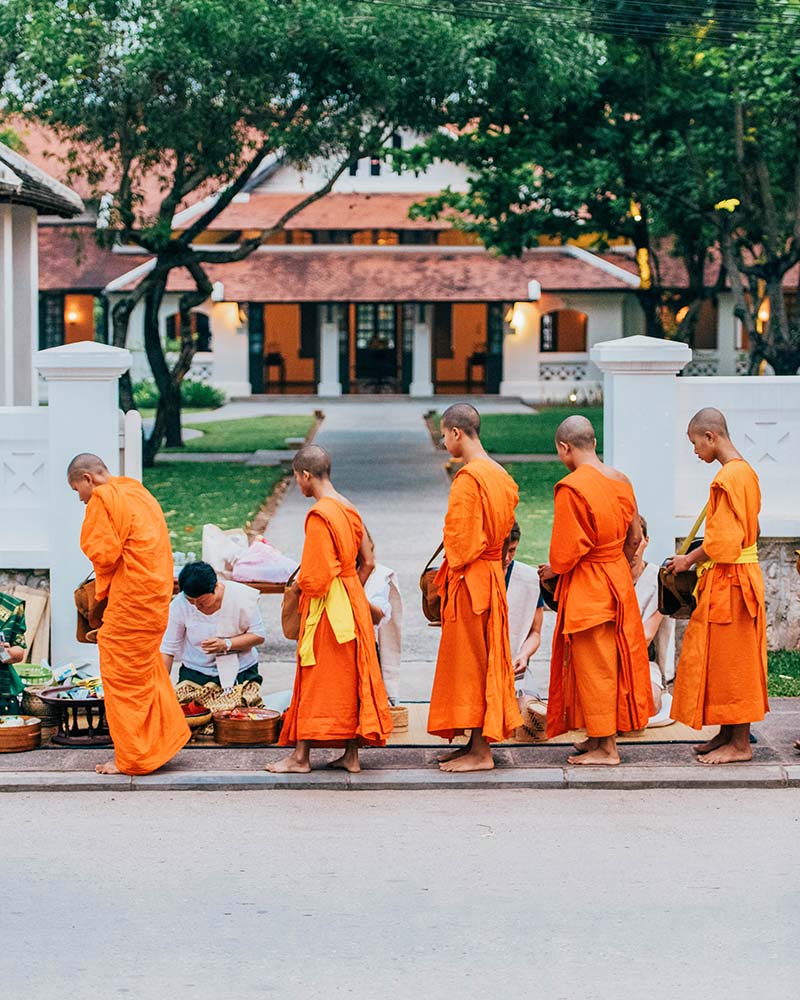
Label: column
xmin=208 ymin=300 xmax=250 ymax=397
xmin=12 ymin=206 xmax=39 ymax=405
xmin=591 ymin=334 xmax=691 ymax=567
xmin=499 ymin=301 xmax=540 ymax=396
xmin=34 ymin=342 xmax=133 ymax=664
xmin=0 ymin=204 xmax=13 ymax=406
xmin=409 ymin=303 xmax=433 ymax=397
xmin=715 ymin=290 xmax=739 ymax=375
xmin=317 ymin=303 xmax=342 ymax=396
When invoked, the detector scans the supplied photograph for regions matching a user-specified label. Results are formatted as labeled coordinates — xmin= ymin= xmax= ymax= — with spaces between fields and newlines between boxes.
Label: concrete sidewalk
xmin=3 ymin=699 xmax=798 ymax=792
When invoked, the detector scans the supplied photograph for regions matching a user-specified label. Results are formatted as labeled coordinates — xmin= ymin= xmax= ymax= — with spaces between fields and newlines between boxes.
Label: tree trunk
xmin=111 ymin=296 xmax=137 ymax=411
xmin=140 ymin=273 xmax=171 ymax=467
xmin=164 ymin=382 xmax=183 ymax=448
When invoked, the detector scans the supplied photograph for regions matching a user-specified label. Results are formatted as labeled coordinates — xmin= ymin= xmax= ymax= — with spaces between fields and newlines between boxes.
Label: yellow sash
xmin=694 ymin=543 xmax=759 ymax=596
xmin=298 ymin=577 xmax=356 ymax=666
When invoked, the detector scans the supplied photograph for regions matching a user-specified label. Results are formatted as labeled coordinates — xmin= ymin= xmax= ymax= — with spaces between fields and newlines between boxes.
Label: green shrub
xmin=132 ymin=379 xmax=225 ymax=410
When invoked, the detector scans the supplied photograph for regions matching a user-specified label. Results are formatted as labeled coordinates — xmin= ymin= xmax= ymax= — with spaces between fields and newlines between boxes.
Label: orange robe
xmin=81 ymin=477 xmax=190 ymax=774
xmin=546 ymin=465 xmax=653 ymax=739
xmin=427 ymin=458 xmax=521 ymax=743
xmin=280 ymin=497 xmax=392 ymax=746
xmin=672 ymin=459 xmax=768 ymax=728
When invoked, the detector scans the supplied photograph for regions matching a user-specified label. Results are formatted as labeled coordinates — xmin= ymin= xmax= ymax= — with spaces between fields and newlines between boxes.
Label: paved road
xmin=3 ymin=789 xmax=798 ymax=999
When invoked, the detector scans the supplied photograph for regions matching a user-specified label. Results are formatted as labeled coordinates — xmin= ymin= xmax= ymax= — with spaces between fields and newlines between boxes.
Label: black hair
xmin=178 ymin=561 xmax=218 ymax=598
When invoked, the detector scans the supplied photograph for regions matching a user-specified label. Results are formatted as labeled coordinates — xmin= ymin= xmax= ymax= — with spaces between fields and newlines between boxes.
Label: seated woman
xmin=0 ymin=592 xmax=27 ymax=713
xmin=631 ymin=516 xmax=675 ymax=727
xmin=161 ymin=562 xmax=267 ymax=723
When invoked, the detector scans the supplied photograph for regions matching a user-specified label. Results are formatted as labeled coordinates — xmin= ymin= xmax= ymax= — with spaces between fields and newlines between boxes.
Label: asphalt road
xmin=3 ymin=789 xmax=798 ymax=1000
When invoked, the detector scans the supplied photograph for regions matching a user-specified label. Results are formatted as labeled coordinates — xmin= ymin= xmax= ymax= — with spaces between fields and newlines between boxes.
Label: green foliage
xmin=170 ymin=414 xmax=317 ymax=453
xmin=143 ymin=461 xmax=285 ymax=549
xmin=767 ymin=650 xmax=800 ymax=697
xmin=133 ymin=379 xmax=224 ymax=410
xmin=502 ymin=462 xmax=565 ymax=564
xmin=430 ymin=407 xmax=603 ymax=454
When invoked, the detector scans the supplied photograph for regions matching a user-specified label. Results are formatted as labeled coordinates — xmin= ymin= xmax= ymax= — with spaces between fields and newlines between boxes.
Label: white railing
xmin=539 ymin=353 xmax=590 ymax=381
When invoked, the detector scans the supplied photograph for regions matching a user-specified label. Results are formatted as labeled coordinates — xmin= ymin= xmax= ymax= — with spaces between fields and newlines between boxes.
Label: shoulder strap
xmin=677 ymin=504 xmax=708 ymax=556
xmin=423 ymin=542 xmax=444 ymax=573
xmin=285 ymin=565 xmax=300 ymax=588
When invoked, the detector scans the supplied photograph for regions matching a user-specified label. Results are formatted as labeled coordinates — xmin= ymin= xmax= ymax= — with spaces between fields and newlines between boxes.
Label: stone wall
xmin=0 ymin=569 xmax=49 ymax=593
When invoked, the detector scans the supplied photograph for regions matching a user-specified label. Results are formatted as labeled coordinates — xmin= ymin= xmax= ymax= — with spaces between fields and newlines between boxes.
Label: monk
xmin=68 ymin=454 xmax=190 ymax=775
xmin=267 ymin=445 xmax=392 ymax=774
xmin=540 ymin=416 xmax=653 ymax=766
xmin=665 ymin=408 xmax=768 ymax=764
xmin=428 ymin=403 xmax=521 ymax=772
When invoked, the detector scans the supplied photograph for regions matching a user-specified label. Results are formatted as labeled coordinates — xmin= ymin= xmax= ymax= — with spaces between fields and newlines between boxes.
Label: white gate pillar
xmin=591 ymin=335 xmax=691 ymax=567
xmin=317 ymin=303 xmax=343 ymax=396
xmin=409 ymin=304 xmax=434 ymax=397
xmin=34 ymin=342 xmax=133 ymax=664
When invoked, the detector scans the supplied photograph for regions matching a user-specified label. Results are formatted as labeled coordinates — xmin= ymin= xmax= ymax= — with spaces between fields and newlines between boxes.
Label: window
xmin=165 ymin=311 xmax=212 ymax=352
xmin=399 ymin=230 xmax=436 ymax=245
xmin=392 ymin=133 xmax=403 ymax=150
xmin=370 ymin=157 xmax=381 ymax=177
xmin=349 ymin=160 xmax=359 ymax=176
xmin=40 ymin=292 xmax=108 ymax=348
xmin=356 ymin=304 xmax=396 ymax=349
xmin=39 ymin=293 xmax=64 ymax=350
xmin=540 ymin=310 xmax=588 ymax=352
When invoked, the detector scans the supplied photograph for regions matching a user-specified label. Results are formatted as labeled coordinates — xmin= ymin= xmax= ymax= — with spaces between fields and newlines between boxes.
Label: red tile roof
xmin=110 ymin=248 xmax=637 ymax=300
xmin=204 ymin=192 xmax=454 ymax=231
xmin=39 ymin=225 xmax=150 ymax=290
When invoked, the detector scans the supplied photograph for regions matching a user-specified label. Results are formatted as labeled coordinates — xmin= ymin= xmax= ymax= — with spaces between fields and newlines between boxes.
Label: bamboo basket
xmin=0 ymin=716 xmax=42 ymax=753
xmin=389 ymin=705 xmax=409 ymax=732
xmin=213 ymin=708 xmax=282 ymax=745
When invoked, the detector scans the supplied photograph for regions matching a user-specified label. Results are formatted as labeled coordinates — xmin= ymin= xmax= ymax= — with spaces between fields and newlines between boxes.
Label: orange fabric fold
xmin=427 ymin=458 xmax=522 ymax=743
xmin=280 ymin=497 xmax=393 ymax=747
xmin=81 ymin=477 xmax=190 ymax=775
xmin=545 ymin=465 xmax=653 ymax=739
xmin=672 ymin=459 xmax=769 ymax=728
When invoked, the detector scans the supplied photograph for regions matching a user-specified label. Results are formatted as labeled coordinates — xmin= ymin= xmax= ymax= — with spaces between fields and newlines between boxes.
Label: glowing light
xmin=569 ymin=392 xmax=578 ymax=404
xmin=676 ymin=306 xmax=689 ymax=323
xmin=757 ymin=299 xmax=771 ymax=323
xmin=504 ymin=307 xmax=513 ymax=324
xmin=511 ymin=305 xmax=526 ymax=330
xmin=66 ymin=310 xmax=79 ymax=324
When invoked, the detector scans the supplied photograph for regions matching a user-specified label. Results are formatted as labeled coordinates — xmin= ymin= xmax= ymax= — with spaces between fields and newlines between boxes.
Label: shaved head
xmin=555 ymin=415 xmax=596 ymax=450
xmin=688 ymin=407 xmax=729 ymax=438
xmin=441 ymin=403 xmax=481 ymax=438
xmin=67 ymin=453 xmax=109 ymax=481
xmin=292 ymin=444 xmax=331 ymax=480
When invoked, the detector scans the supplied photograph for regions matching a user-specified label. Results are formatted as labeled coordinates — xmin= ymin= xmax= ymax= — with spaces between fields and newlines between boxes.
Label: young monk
xmin=665 ymin=407 xmax=768 ymax=764
xmin=540 ymin=416 xmax=653 ymax=766
xmin=68 ymin=454 xmax=190 ymax=775
xmin=428 ymin=403 xmax=521 ymax=772
xmin=267 ymin=445 xmax=392 ymax=774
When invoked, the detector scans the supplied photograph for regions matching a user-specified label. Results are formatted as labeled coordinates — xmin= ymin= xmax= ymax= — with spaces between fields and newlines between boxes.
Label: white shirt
xmin=160 ymin=580 xmax=266 ymax=679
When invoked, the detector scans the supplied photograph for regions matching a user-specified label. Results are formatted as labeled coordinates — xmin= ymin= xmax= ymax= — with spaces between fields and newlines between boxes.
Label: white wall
xmin=675 ymin=376 xmax=800 ymax=538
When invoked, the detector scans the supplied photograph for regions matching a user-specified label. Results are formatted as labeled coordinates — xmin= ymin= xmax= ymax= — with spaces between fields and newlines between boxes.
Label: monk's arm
xmin=356 ymin=531 xmax=375 ymax=587
xmin=80 ymin=496 xmax=123 ymax=574
xmin=548 ymin=488 xmax=594 ymax=575
xmin=703 ymin=486 xmax=745 ymax=562
xmin=623 ymin=497 xmax=643 ymax=565
xmin=443 ymin=474 xmax=486 ymax=571
xmin=297 ymin=513 xmax=340 ymax=598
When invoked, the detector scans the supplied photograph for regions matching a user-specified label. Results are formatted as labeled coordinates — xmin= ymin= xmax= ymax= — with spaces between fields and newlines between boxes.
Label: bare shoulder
xmin=599 ymin=464 xmax=631 ymax=485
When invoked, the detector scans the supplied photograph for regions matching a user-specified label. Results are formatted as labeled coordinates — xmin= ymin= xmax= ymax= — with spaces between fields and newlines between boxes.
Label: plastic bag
xmin=202 ymin=524 xmax=249 ymax=578
xmin=231 ymin=538 xmax=299 ymax=584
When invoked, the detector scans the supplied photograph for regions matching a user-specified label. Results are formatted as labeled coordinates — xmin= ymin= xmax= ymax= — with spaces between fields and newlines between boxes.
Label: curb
xmin=1 ymin=764 xmax=798 ymax=792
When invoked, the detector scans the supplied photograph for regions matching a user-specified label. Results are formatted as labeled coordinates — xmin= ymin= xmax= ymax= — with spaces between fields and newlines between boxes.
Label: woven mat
xmin=387 ymin=702 xmax=718 ymax=747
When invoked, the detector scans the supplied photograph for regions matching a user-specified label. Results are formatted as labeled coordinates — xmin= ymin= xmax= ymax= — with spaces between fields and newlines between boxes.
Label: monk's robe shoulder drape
xmin=427 ymin=459 xmax=521 ymax=743
xmin=672 ymin=459 xmax=768 ymax=728
xmin=279 ymin=496 xmax=392 ymax=747
xmin=546 ymin=465 xmax=653 ymax=739
xmin=81 ymin=477 xmax=189 ymax=775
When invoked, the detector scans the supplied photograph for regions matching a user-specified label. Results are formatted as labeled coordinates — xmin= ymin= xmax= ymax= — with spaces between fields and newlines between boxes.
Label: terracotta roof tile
xmin=38 ymin=226 xmax=150 ymax=290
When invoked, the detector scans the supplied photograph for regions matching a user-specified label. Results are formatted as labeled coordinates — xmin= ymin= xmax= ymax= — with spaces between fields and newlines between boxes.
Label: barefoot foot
xmin=265 ymin=755 xmax=311 ymax=774
xmin=326 ymin=753 xmax=361 ymax=773
xmin=437 ymin=746 xmax=469 ymax=763
xmin=95 ymin=761 xmax=121 ymax=775
xmin=694 ymin=727 xmax=727 ymax=755
xmin=697 ymin=744 xmax=752 ymax=765
xmin=439 ymin=750 xmax=495 ymax=772
xmin=566 ymin=748 xmax=621 ymax=766
xmin=572 ymin=737 xmax=600 ymax=755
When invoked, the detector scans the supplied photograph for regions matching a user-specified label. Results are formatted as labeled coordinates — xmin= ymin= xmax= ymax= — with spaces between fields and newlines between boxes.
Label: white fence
xmin=0 ymin=342 xmax=140 ymax=663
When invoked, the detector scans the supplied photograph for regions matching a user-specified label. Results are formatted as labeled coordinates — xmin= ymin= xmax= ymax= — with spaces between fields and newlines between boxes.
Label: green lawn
xmin=166 ymin=414 xmax=317 ymax=453
xmin=767 ymin=650 xmax=800 ymax=697
xmin=430 ymin=406 xmax=603 ymax=454
xmin=143 ymin=462 xmax=285 ymax=549
xmin=503 ymin=461 xmax=565 ymax=563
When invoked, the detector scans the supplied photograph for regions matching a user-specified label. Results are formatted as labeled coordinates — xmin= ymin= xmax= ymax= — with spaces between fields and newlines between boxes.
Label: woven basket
xmin=21 ymin=686 xmax=61 ymax=725
xmin=213 ymin=708 xmax=282 ymax=745
xmin=0 ymin=715 xmax=42 ymax=753
xmin=185 ymin=709 xmax=213 ymax=731
xmin=389 ymin=705 xmax=409 ymax=732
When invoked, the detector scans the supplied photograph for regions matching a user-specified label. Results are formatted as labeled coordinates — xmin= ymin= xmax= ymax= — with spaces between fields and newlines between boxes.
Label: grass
xmin=767 ymin=650 xmax=800 ymax=697
xmin=429 ymin=406 xmax=603 ymax=454
xmin=167 ymin=414 xmax=317 ymax=453
xmin=503 ymin=461 xmax=565 ymax=563
xmin=143 ymin=462 xmax=285 ymax=549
